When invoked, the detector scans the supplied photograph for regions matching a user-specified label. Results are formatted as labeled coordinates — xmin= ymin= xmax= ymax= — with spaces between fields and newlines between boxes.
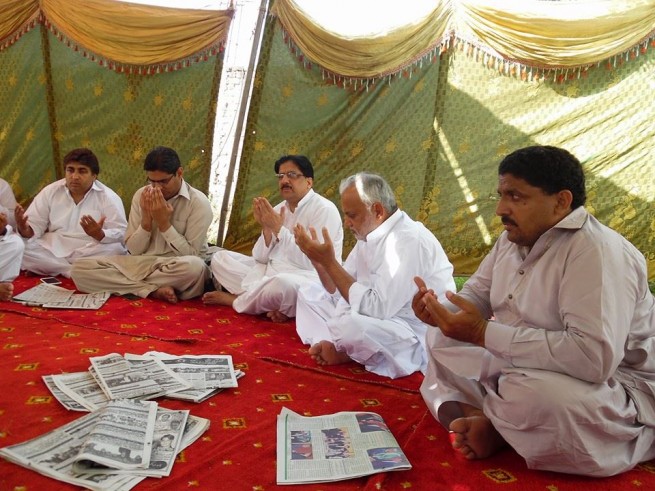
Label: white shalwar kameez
xmin=21 ymin=179 xmax=127 ymax=277
xmin=211 ymin=189 xmax=343 ymax=317
xmin=421 ymin=207 xmax=655 ymax=476
xmin=296 ymin=210 xmax=455 ymax=379
xmin=1 ymin=178 xmax=24 ymax=282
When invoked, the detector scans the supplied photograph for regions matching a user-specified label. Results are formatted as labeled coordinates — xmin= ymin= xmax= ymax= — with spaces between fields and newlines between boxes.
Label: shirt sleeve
xmin=348 ymin=225 xmax=449 ymax=320
xmin=24 ymin=186 xmax=54 ymax=238
xmin=98 ymin=189 xmax=128 ymax=244
xmin=161 ymin=191 xmax=212 ymax=257
xmin=0 ymin=180 xmax=17 ymax=229
xmin=125 ymin=190 xmax=151 ymax=255
xmin=483 ymin=235 xmax=637 ymax=384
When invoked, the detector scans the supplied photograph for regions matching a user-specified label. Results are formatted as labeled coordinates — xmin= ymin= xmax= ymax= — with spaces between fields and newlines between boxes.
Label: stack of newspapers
xmin=0 ymin=400 xmax=209 ymax=490
xmin=43 ymin=351 xmax=243 ymax=410
xmin=0 ymin=352 xmax=243 ymax=490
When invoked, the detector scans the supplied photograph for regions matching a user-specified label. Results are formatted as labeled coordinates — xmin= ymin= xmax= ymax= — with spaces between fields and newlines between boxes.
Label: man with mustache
xmin=14 ymin=148 xmax=127 ymax=278
xmin=0 ymin=178 xmax=24 ymax=301
xmin=203 ymin=155 xmax=342 ymax=322
xmin=414 ymin=145 xmax=655 ymax=476
xmin=294 ymin=172 xmax=455 ymax=379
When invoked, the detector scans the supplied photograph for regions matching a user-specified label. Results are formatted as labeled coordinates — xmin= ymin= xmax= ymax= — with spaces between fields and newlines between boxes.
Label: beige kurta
xmin=71 ymin=180 xmax=212 ymax=299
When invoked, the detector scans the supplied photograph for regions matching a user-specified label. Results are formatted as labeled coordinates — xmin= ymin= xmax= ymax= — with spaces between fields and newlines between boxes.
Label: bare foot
xmin=201 ymin=290 xmax=236 ymax=306
xmin=0 ymin=282 xmax=13 ymax=301
xmin=149 ymin=286 xmax=178 ymax=304
xmin=266 ymin=310 xmax=290 ymax=323
xmin=448 ymin=413 xmax=506 ymax=460
xmin=308 ymin=340 xmax=351 ymax=366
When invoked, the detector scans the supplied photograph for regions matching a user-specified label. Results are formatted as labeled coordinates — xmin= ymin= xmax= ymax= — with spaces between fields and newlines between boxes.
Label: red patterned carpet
xmin=1 ymin=275 xmax=654 ymax=490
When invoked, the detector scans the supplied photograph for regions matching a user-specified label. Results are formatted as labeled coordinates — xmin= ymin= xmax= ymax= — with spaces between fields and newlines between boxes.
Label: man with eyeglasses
xmin=71 ymin=146 xmax=212 ymax=303
xmin=203 ymin=154 xmax=342 ymax=322
xmin=14 ymin=148 xmax=127 ymax=278
xmin=293 ymin=172 xmax=455 ymax=379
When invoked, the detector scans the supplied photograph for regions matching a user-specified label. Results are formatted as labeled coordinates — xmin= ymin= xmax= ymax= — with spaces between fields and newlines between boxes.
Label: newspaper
xmin=276 ymin=407 xmax=411 ymax=485
xmin=89 ymin=353 xmax=169 ymax=401
xmin=71 ymin=399 xmax=158 ymax=473
xmin=43 ymin=374 xmax=100 ymax=412
xmin=12 ymin=283 xmax=110 ymax=309
xmin=141 ymin=351 xmax=239 ymax=390
xmin=0 ymin=401 xmax=210 ymax=490
xmin=74 ymin=407 xmax=188 ymax=478
xmin=43 ymin=352 xmax=241 ymax=409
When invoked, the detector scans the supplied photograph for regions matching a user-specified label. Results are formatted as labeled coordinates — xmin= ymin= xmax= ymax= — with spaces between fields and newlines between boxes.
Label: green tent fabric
xmin=0 ymin=1 xmax=231 ymax=211
xmin=226 ymin=12 xmax=655 ymax=280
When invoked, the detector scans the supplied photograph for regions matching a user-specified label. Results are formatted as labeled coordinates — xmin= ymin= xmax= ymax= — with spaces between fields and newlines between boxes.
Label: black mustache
xmin=501 ymin=216 xmax=517 ymax=226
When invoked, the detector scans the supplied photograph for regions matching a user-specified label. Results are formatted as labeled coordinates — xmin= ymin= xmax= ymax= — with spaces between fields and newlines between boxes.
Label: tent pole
xmin=216 ymin=0 xmax=269 ymax=247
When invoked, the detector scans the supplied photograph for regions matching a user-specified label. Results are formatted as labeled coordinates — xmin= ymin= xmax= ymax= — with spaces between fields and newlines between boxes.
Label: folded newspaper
xmin=276 ymin=407 xmax=411 ymax=485
xmin=13 ymin=283 xmax=110 ymax=310
xmin=0 ymin=400 xmax=210 ymax=491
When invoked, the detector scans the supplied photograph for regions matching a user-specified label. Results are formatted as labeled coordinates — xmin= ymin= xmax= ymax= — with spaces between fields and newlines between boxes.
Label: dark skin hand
xmin=80 ymin=215 xmax=106 ymax=241
xmin=253 ymin=197 xmax=285 ymax=245
xmin=412 ymin=276 xmax=488 ymax=347
xmin=140 ymin=186 xmax=173 ymax=232
xmin=14 ymin=204 xmax=33 ymax=238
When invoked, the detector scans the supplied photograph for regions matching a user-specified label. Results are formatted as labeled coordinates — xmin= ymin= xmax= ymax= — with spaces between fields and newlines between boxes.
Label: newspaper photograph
xmin=276 ymin=407 xmax=411 ymax=485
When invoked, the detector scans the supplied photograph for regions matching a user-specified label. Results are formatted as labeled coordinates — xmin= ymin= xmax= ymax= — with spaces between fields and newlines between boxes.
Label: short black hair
xmin=63 ymin=148 xmax=100 ymax=175
xmin=144 ymin=146 xmax=181 ymax=174
xmin=274 ymin=155 xmax=314 ymax=179
xmin=498 ymin=145 xmax=586 ymax=209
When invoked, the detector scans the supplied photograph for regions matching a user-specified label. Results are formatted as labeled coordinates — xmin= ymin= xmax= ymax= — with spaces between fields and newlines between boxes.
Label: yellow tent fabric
xmin=271 ymin=0 xmax=655 ymax=78
xmin=1 ymin=0 xmax=233 ymax=66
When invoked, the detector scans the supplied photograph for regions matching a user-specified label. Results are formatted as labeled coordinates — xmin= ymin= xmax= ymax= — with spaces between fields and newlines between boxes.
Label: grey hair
xmin=339 ymin=172 xmax=398 ymax=214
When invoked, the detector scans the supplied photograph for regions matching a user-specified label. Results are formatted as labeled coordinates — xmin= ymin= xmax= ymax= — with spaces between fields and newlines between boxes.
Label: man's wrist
xmin=476 ymin=319 xmax=488 ymax=347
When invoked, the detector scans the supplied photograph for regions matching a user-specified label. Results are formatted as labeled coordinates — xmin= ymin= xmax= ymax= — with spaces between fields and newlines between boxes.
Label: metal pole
xmin=216 ymin=0 xmax=269 ymax=246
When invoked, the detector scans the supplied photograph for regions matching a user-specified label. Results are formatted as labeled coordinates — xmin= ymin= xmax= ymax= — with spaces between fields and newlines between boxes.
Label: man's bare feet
xmin=149 ymin=286 xmax=178 ymax=304
xmin=0 ymin=282 xmax=13 ymax=301
xmin=201 ymin=290 xmax=237 ymax=306
xmin=448 ymin=412 xmax=506 ymax=460
xmin=308 ymin=340 xmax=351 ymax=366
xmin=266 ymin=310 xmax=290 ymax=323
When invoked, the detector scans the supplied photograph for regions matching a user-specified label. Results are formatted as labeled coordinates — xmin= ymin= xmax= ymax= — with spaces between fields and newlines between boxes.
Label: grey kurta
xmin=422 ymin=207 xmax=655 ymax=476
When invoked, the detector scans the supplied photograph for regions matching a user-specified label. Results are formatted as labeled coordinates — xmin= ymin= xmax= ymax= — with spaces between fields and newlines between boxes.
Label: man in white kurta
xmin=294 ymin=172 xmax=455 ymax=379
xmin=415 ymin=145 xmax=655 ymax=477
xmin=14 ymin=149 xmax=127 ymax=278
xmin=71 ymin=146 xmax=212 ymax=303
xmin=203 ymin=155 xmax=343 ymax=322
xmin=0 ymin=178 xmax=24 ymax=300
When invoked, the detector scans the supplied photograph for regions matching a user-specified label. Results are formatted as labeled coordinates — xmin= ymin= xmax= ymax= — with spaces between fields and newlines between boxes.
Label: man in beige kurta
xmin=71 ymin=146 xmax=212 ymax=303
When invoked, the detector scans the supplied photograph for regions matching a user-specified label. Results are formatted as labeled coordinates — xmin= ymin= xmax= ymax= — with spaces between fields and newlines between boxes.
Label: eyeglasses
xmin=146 ymin=174 xmax=176 ymax=186
xmin=275 ymin=171 xmax=305 ymax=180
